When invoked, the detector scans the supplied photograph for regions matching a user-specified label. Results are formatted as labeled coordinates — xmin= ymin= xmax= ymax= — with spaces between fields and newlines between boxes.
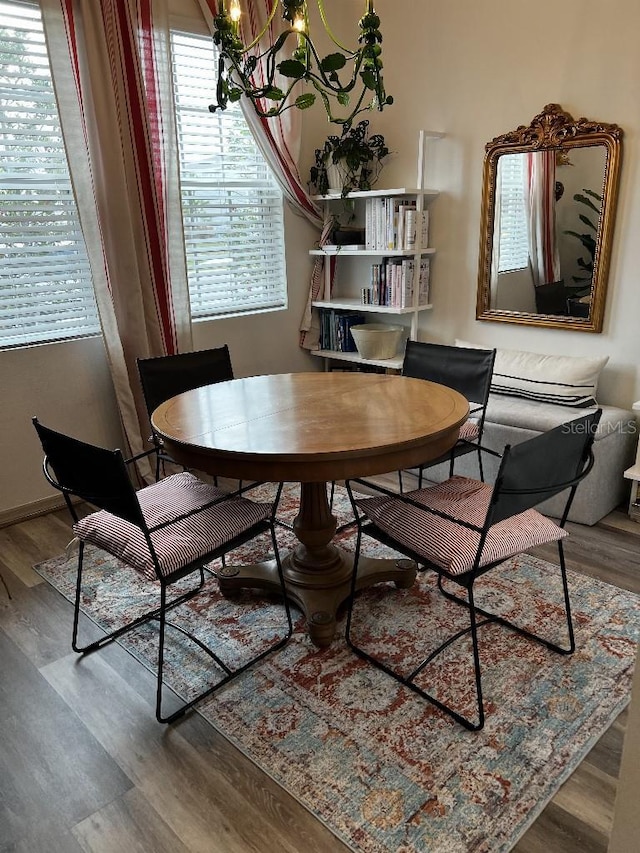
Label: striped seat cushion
xmin=73 ymin=471 xmax=273 ymax=580
xmin=458 ymin=419 xmax=480 ymax=442
xmin=356 ymin=476 xmax=566 ymax=576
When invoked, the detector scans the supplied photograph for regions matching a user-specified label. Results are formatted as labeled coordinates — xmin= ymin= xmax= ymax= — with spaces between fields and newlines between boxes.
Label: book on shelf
xmin=319 ymin=309 xmax=365 ymax=353
xmin=386 ymin=197 xmax=404 ymax=250
xmin=403 ymin=208 xmax=429 ymax=251
xmin=365 ymin=197 xmax=387 ymax=251
xmin=418 ymin=257 xmax=431 ymax=305
xmin=396 ymin=201 xmax=412 ymax=250
xmin=321 ymin=244 xmax=366 ymax=253
xmin=401 ymin=258 xmax=415 ymax=308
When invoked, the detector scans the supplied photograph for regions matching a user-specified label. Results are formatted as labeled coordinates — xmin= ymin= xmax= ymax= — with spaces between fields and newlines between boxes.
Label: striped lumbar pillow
xmin=455 ymin=341 xmax=608 ymax=407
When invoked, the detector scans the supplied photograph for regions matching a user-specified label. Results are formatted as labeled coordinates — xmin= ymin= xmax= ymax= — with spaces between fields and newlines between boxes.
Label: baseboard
xmin=0 ymin=494 xmax=68 ymax=529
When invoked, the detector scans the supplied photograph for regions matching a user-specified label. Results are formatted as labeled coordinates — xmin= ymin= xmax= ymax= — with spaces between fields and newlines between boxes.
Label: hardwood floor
xmin=1 ymin=488 xmax=639 ymax=853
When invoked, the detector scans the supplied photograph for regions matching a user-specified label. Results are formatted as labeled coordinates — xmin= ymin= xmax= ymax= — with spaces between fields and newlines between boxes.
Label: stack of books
xmin=361 ymin=258 xmax=431 ymax=307
xmin=364 ymin=197 xmax=429 ymax=251
xmin=319 ymin=310 xmax=366 ymax=352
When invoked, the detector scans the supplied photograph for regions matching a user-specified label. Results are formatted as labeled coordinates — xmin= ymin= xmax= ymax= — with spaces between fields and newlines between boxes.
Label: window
xmin=496 ymin=153 xmax=529 ymax=274
xmin=0 ymin=0 xmax=99 ymax=348
xmin=0 ymin=11 xmax=286 ymax=349
xmin=170 ymin=31 xmax=287 ymax=318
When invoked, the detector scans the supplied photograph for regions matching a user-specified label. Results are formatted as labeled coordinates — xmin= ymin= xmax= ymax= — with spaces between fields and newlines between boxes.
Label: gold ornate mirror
xmin=476 ymin=104 xmax=622 ymax=332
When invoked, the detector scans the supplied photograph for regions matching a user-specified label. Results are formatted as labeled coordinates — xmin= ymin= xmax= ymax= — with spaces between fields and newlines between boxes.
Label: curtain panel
xmin=41 ymin=0 xmax=328 ymax=479
xmin=525 ymin=150 xmax=561 ymax=289
xmin=40 ymin=0 xmax=192 ymax=477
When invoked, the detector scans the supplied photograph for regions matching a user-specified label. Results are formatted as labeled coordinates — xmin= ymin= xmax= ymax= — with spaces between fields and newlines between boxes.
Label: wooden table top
xmin=151 ymin=372 xmax=469 ymax=483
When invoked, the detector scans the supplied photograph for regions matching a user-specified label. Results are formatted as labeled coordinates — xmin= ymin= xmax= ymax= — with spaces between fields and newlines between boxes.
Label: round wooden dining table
xmin=152 ymin=372 xmax=469 ymax=646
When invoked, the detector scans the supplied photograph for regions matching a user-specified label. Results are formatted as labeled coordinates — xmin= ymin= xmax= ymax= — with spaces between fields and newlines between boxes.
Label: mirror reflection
xmin=477 ymin=104 xmax=623 ymax=332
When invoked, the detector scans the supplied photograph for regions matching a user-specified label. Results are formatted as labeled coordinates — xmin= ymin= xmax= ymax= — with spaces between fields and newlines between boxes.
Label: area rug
xmin=34 ymin=483 xmax=639 ymax=853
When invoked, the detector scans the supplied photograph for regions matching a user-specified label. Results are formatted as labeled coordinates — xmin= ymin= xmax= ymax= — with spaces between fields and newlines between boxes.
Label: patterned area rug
xmin=34 ymin=483 xmax=639 ymax=853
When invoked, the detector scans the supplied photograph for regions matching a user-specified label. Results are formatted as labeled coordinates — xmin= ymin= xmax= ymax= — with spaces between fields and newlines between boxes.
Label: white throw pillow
xmin=455 ymin=340 xmax=608 ymax=407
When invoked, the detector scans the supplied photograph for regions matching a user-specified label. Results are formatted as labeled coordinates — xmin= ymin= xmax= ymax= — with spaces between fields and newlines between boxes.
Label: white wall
xmin=0 ymin=336 xmax=123 ymax=522
xmin=4 ymin=0 xmax=640 ymax=520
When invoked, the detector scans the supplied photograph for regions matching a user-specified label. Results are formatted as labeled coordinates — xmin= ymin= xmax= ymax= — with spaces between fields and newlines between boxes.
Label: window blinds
xmin=496 ymin=153 xmax=529 ymax=274
xmin=0 ymin=0 xmax=100 ymax=348
xmin=170 ymin=32 xmax=287 ymax=318
xmin=0 ymin=9 xmax=287 ymax=350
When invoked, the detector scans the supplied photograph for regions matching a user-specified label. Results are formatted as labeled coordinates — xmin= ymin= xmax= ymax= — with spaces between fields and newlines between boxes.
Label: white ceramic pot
xmin=350 ymin=324 xmax=404 ymax=360
xmin=326 ymin=162 xmax=344 ymax=192
xmin=325 ymin=160 xmax=361 ymax=194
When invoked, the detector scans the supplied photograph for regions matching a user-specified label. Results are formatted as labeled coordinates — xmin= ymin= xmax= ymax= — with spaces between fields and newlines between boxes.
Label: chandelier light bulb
xmin=229 ymin=0 xmax=242 ymax=23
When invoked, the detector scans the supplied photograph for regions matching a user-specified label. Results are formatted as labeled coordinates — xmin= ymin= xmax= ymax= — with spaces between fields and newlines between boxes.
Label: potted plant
xmin=564 ymin=187 xmax=602 ymax=290
xmin=309 ymin=120 xmax=389 ymax=198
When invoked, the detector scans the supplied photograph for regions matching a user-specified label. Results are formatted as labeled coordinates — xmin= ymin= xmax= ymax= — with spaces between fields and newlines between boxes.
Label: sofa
xmin=423 ymin=343 xmax=637 ymax=526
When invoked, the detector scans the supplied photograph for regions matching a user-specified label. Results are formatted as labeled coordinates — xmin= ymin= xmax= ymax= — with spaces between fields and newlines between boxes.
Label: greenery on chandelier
xmin=210 ymin=1 xmax=393 ymax=127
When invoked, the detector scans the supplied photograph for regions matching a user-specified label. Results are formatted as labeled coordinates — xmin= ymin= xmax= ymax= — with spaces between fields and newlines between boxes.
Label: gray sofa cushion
xmin=485 ymin=396 xmax=635 ymax=441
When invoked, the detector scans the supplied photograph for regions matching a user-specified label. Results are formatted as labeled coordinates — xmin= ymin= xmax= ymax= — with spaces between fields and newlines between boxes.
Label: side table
xmin=623 ymin=401 xmax=640 ymax=521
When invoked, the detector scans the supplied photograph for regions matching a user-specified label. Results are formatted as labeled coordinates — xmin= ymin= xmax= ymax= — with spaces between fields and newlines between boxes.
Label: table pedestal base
xmin=217 ymin=546 xmax=417 ymax=647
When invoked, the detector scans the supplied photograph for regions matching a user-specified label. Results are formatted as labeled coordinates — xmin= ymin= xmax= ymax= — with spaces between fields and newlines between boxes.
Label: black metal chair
xmin=345 ymin=409 xmax=601 ymax=731
xmin=33 ymin=418 xmax=292 ymax=724
xmin=399 ymin=340 xmax=499 ymax=491
xmin=137 ymin=345 xmax=235 ymax=483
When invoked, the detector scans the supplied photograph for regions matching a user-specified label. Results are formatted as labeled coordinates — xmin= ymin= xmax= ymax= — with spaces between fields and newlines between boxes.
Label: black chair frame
xmin=345 ymin=410 xmax=601 ymax=730
xmin=400 ymin=341 xmax=500 ymax=491
xmin=33 ymin=418 xmax=293 ymax=724
xmin=137 ymin=345 xmax=244 ymax=488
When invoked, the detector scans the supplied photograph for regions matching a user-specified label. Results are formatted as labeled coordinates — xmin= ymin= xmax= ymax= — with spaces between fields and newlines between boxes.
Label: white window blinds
xmin=0 ymin=0 xmax=99 ymax=348
xmin=170 ymin=31 xmax=287 ymax=318
xmin=496 ymin=153 xmax=529 ymax=273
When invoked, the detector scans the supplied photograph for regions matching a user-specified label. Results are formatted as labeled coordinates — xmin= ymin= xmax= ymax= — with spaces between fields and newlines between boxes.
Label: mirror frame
xmin=476 ymin=103 xmax=623 ymax=332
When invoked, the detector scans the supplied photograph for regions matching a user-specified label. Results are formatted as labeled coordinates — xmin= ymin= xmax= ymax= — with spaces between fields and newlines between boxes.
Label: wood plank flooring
xmin=1 ymin=484 xmax=639 ymax=853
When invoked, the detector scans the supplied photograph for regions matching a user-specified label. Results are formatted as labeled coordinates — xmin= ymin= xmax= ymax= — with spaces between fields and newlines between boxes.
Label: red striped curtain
xmin=41 ymin=0 xmax=192 ymax=474
xmin=525 ymin=150 xmax=561 ymax=288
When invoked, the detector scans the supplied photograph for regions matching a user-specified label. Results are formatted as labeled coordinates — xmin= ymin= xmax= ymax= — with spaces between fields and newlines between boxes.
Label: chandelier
xmin=210 ymin=1 xmax=393 ymax=127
